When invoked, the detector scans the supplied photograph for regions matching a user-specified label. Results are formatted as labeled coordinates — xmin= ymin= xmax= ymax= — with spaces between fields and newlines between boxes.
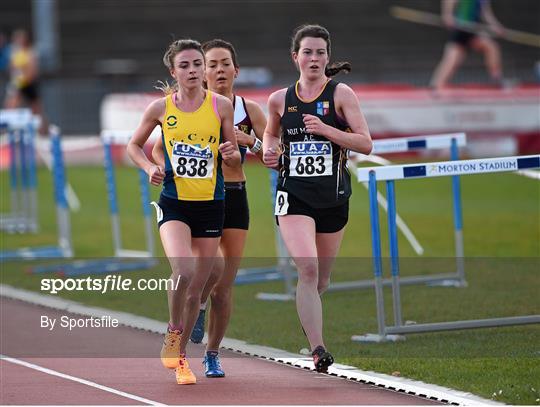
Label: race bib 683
xmin=289 ymin=141 xmax=333 ymax=177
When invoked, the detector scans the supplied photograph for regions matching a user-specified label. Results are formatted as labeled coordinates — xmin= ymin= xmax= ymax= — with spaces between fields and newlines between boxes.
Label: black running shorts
xmin=275 ymin=191 xmax=348 ymax=233
xmin=19 ymin=82 xmax=39 ymax=102
xmin=223 ymin=181 xmax=249 ymax=230
xmin=154 ymin=194 xmax=224 ymax=238
xmin=450 ymin=30 xmax=476 ymax=47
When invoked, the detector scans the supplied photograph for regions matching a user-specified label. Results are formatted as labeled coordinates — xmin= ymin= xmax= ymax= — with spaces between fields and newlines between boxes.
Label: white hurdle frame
xmin=352 ymin=154 xmax=540 ymax=342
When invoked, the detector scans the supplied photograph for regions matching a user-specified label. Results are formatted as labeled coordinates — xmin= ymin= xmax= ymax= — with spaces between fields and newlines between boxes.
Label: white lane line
xmin=0 ymin=354 xmax=166 ymax=406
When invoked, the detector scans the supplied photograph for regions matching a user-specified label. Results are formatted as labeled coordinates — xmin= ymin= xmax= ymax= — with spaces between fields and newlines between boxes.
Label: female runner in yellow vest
xmin=152 ymin=39 xmax=266 ymax=378
xmin=127 ymin=39 xmax=240 ymax=385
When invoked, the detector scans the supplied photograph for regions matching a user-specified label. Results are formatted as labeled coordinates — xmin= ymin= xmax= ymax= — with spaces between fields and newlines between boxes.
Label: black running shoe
xmin=312 ymin=345 xmax=334 ymax=373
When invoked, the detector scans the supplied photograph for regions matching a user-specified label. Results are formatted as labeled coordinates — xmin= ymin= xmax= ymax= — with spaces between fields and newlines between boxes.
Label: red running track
xmin=1 ymin=298 xmax=440 ymax=405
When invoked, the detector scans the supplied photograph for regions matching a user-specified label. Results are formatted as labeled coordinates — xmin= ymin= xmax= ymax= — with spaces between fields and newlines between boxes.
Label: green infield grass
xmin=1 ymin=161 xmax=539 ymax=404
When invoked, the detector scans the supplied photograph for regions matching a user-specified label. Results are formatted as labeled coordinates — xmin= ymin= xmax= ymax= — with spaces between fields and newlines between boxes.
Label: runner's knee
xmin=297 ymin=261 xmax=319 ymax=285
xmin=210 ymin=286 xmax=232 ymax=308
xmin=185 ymin=292 xmax=202 ymax=309
xmin=205 ymin=269 xmax=220 ymax=290
xmin=170 ymin=267 xmax=195 ymax=286
xmin=317 ymin=278 xmax=330 ymax=294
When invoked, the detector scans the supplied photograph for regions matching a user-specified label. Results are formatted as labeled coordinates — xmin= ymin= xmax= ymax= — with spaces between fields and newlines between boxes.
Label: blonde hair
xmin=154 ymin=80 xmax=176 ymax=95
xmin=157 ymin=39 xmax=204 ymax=95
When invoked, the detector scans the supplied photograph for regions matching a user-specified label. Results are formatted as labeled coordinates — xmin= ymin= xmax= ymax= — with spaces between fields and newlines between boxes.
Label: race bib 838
xmin=172 ymin=142 xmax=214 ymax=179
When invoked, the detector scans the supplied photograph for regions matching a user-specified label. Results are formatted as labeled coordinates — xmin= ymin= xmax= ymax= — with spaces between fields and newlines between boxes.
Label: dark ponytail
xmin=325 ymin=61 xmax=351 ymax=77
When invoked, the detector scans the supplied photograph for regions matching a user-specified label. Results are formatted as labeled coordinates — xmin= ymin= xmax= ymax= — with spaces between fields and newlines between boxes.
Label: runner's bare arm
xmin=442 ymin=0 xmax=458 ymax=27
xmin=481 ymin=1 xmax=505 ymax=35
xmin=263 ymin=89 xmax=286 ymax=169
xmin=302 ymin=84 xmax=372 ymax=154
xmin=216 ymin=95 xmax=241 ymax=167
xmin=127 ymin=98 xmax=166 ymax=185
xmin=242 ymin=99 xmax=267 ymax=162
xmin=151 ymin=136 xmax=165 ymax=167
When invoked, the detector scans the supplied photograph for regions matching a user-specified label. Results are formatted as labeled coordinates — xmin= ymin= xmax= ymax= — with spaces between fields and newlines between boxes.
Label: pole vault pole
xmin=390 ymin=6 xmax=540 ymax=48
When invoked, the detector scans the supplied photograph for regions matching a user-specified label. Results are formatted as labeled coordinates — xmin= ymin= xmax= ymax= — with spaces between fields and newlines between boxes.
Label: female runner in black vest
xmin=263 ymin=24 xmax=372 ymax=373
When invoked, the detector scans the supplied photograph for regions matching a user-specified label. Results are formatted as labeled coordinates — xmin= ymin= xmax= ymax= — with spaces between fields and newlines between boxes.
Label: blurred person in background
xmin=152 ymin=38 xmax=267 ymax=379
xmin=0 ymin=28 xmax=11 ymax=104
xmin=263 ymin=24 xmax=372 ymax=373
xmin=0 ymin=28 xmax=11 ymax=74
xmin=430 ymin=0 xmax=506 ymax=90
xmin=4 ymin=28 xmax=48 ymax=133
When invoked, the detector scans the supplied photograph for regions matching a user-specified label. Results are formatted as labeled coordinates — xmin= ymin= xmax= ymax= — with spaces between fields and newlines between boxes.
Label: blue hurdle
xmin=250 ymin=133 xmax=468 ymax=300
xmin=0 ymin=108 xmax=39 ymax=234
xmin=1 ymin=125 xmax=74 ymax=261
xmin=352 ymin=154 xmax=540 ymax=342
xmin=328 ymin=132 xmax=468 ymax=292
xmin=30 ymin=130 xmax=156 ymax=276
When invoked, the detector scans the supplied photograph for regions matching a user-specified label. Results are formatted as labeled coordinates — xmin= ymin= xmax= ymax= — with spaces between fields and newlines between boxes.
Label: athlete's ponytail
xmin=291 ymin=24 xmax=352 ymax=78
xmin=154 ymin=80 xmax=177 ymax=95
xmin=325 ymin=61 xmax=351 ymax=78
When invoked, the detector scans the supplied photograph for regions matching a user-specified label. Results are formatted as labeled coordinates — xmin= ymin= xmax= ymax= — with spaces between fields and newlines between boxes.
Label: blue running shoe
xmin=203 ymin=351 xmax=225 ymax=378
xmin=190 ymin=309 xmax=206 ymax=343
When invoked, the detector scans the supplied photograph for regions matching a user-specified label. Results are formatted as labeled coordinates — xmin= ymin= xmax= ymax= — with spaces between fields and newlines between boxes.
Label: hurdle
xmin=30 ymin=130 xmax=156 ymax=276
xmin=328 ymin=132 xmax=468 ymax=292
xmin=251 ymin=133 xmax=468 ymax=300
xmin=352 ymin=154 xmax=540 ymax=342
xmin=0 ymin=108 xmax=38 ymax=234
xmin=1 ymin=125 xmax=73 ymax=260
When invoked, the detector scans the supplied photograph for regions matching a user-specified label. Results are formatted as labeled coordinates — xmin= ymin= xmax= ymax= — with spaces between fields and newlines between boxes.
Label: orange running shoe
xmin=175 ymin=355 xmax=196 ymax=385
xmin=160 ymin=329 xmax=181 ymax=369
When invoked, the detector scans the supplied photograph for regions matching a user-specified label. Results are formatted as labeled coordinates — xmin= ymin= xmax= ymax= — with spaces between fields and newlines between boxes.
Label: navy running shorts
xmin=275 ymin=191 xmax=348 ymax=233
xmin=223 ymin=181 xmax=249 ymax=230
xmin=153 ymin=194 xmax=224 ymax=238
